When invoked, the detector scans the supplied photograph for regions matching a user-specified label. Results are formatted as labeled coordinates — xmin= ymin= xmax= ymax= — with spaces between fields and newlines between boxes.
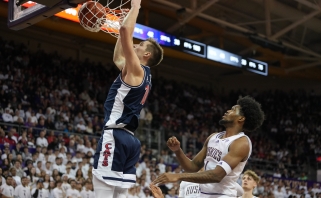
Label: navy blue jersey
xmin=103 ymin=65 xmax=151 ymax=132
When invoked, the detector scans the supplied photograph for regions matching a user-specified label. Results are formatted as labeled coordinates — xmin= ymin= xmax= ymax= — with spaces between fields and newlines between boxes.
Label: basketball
xmin=78 ymin=1 xmax=106 ymax=32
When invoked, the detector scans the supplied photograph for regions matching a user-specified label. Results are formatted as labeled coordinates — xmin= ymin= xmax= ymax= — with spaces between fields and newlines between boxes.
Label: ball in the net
xmin=78 ymin=1 xmax=106 ymax=32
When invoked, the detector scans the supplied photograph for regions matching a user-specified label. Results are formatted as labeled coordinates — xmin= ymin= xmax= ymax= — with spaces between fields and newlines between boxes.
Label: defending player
xmin=153 ymin=96 xmax=264 ymax=197
xmin=92 ymin=0 xmax=164 ymax=197
xmin=237 ymin=170 xmax=259 ymax=198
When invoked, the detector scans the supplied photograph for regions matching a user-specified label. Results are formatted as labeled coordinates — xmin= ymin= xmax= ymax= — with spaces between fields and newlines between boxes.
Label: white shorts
xmin=92 ymin=129 xmax=140 ymax=188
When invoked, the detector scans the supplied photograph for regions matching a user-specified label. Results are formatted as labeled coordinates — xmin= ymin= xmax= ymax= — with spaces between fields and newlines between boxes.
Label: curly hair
xmin=237 ymin=96 xmax=265 ymax=132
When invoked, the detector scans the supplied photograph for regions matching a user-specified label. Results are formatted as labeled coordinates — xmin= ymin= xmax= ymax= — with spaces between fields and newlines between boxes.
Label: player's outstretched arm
xmin=119 ymin=0 xmax=143 ymax=77
xmin=113 ymin=9 xmax=129 ymax=70
xmin=113 ymin=36 xmax=125 ymax=70
xmin=167 ymin=134 xmax=215 ymax=173
xmin=153 ymin=137 xmax=250 ymax=185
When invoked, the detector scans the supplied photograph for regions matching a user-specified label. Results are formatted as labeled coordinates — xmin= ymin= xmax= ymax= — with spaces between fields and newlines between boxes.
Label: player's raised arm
xmin=167 ymin=134 xmax=215 ymax=173
xmin=153 ymin=136 xmax=250 ymax=185
xmin=113 ymin=36 xmax=125 ymax=70
xmin=119 ymin=0 xmax=143 ymax=77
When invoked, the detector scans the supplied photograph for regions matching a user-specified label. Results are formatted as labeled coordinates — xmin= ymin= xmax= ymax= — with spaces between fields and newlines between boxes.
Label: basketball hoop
xmin=78 ymin=0 xmax=130 ymax=38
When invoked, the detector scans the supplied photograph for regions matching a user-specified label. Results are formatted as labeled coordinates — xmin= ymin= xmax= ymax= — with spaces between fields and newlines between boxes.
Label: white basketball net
xmin=78 ymin=0 xmax=130 ymax=38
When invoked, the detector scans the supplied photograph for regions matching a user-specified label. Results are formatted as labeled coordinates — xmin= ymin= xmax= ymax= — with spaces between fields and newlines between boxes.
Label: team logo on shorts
xmin=102 ymin=143 xmax=112 ymax=166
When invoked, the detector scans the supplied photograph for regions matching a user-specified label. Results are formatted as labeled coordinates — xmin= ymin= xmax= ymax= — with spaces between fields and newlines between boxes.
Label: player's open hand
xmin=152 ymin=173 xmax=180 ymax=186
xmin=131 ymin=0 xmax=141 ymax=9
xmin=167 ymin=136 xmax=180 ymax=152
xmin=150 ymin=184 xmax=164 ymax=198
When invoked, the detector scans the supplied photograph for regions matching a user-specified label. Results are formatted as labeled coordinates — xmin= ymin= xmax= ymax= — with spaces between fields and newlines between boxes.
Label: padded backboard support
xmin=8 ymin=0 xmax=86 ymax=30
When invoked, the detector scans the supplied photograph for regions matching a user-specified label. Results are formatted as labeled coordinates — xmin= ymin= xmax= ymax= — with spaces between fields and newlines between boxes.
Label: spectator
xmin=0 ymin=175 xmax=14 ymax=198
xmin=273 ymin=185 xmax=284 ymax=197
xmin=12 ymin=142 xmax=22 ymax=159
xmin=13 ymin=160 xmax=24 ymax=178
xmin=18 ymin=130 xmax=28 ymax=146
xmin=61 ymin=174 xmax=71 ymax=192
xmin=52 ymin=180 xmax=65 ymax=198
xmin=5 ymin=128 xmax=18 ymax=146
xmin=10 ymin=167 xmax=21 ymax=186
xmin=66 ymin=180 xmax=81 ymax=198
xmin=52 ymin=157 xmax=66 ymax=175
xmin=31 ymin=179 xmax=49 ymax=198
xmin=14 ymin=176 xmax=31 ymax=198
xmin=80 ymin=180 xmax=94 ymax=198
xmin=22 ymin=147 xmax=32 ymax=161
xmin=13 ymin=110 xmax=24 ymax=123
xmin=1 ymin=144 xmax=11 ymax=160
xmin=36 ymin=130 xmax=48 ymax=147
xmin=2 ymin=108 xmax=13 ymax=123
xmin=46 ymin=130 xmax=55 ymax=144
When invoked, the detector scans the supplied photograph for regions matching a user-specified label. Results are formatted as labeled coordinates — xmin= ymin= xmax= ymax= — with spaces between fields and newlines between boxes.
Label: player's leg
xmin=92 ymin=129 xmax=140 ymax=197
xmin=92 ymin=129 xmax=119 ymax=197
xmin=93 ymin=174 xmax=115 ymax=198
xmin=112 ymin=129 xmax=141 ymax=188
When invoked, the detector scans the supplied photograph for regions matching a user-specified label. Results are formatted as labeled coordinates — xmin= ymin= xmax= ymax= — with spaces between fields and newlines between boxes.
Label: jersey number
xmin=204 ymin=161 xmax=209 ymax=171
xmin=141 ymin=85 xmax=150 ymax=105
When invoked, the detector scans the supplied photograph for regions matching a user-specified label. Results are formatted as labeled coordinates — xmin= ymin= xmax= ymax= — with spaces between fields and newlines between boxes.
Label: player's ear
xmin=238 ymin=116 xmax=245 ymax=122
xmin=144 ymin=52 xmax=151 ymax=58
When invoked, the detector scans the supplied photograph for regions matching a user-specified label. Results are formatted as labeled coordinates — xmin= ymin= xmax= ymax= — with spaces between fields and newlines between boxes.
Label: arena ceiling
xmin=140 ymin=0 xmax=321 ymax=79
xmin=1 ymin=0 xmax=321 ymax=81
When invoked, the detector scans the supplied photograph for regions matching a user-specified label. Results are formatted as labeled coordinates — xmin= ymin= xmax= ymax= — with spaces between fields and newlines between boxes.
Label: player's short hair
xmin=237 ymin=96 xmax=265 ymax=132
xmin=243 ymin=170 xmax=260 ymax=184
xmin=146 ymin=38 xmax=163 ymax=67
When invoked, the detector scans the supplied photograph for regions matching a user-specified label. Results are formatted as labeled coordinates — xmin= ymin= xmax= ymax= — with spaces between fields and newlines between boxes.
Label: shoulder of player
xmin=205 ymin=132 xmax=218 ymax=142
xmin=124 ymin=62 xmax=144 ymax=74
xmin=229 ymin=136 xmax=250 ymax=152
xmin=204 ymin=132 xmax=222 ymax=146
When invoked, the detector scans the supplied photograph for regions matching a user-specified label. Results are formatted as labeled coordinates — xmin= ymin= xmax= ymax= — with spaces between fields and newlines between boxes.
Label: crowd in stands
xmin=0 ymin=37 xmax=321 ymax=197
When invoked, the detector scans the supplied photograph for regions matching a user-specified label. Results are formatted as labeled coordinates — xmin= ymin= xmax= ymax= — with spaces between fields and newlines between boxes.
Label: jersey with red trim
xmin=103 ymin=65 xmax=151 ymax=132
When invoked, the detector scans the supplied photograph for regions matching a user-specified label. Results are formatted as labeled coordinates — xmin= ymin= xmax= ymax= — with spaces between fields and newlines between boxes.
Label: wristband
xmin=217 ymin=160 xmax=232 ymax=175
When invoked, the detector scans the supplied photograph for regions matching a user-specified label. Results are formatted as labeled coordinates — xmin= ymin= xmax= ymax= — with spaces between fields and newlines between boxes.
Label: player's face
xmin=242 ymin=175 xmax=257 ymax=190
xmin=219 ymin=105 xmax=243 ymax=126
xmin=133 ymin=41 xmax=150 ymax=59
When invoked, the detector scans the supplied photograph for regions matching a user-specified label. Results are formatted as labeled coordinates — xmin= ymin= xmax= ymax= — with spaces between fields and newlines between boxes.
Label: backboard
xmin=6 ymin=0 xmax=86 ymax=30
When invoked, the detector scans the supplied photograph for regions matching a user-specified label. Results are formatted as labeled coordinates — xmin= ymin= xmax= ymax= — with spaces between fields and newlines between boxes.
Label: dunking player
xmin=153 ymin=96 xmax=264 ymax=197
xmin=92 ymin=0 xmax=163 ymax=197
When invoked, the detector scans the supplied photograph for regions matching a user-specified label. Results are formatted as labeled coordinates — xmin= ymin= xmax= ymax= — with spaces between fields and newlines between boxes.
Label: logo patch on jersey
xmin=207 ymin=147 xmax=222 ymax=161
xmin=215 ymin=140 xmax=219 ymax=143
xmin=102 ymin=143 xmax=112 ymax=166
xmin=222 ymin=139 xmax=229 ymax=142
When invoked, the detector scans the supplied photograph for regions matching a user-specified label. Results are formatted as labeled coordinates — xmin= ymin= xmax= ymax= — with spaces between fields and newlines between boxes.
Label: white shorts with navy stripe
xmin=92 ymin=128 xmax=141 ymax=188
